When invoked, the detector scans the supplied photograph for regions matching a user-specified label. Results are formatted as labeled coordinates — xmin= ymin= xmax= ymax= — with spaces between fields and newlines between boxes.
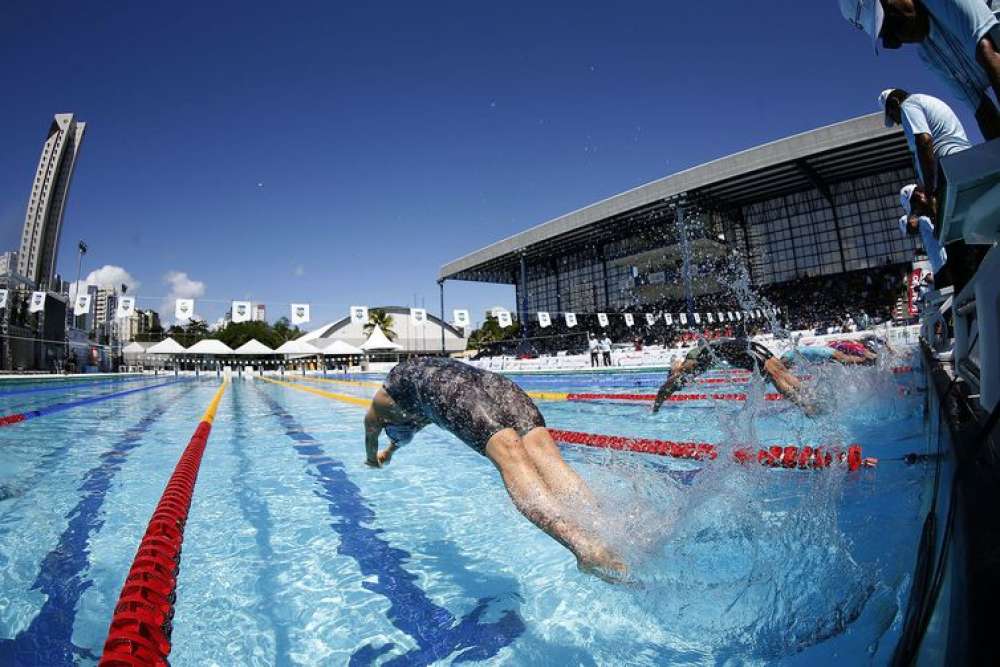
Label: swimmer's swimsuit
xmin=684 ymin=338 xmax=774 ymax=374
xmin=381 ymin=357 xmax=545 ymax=454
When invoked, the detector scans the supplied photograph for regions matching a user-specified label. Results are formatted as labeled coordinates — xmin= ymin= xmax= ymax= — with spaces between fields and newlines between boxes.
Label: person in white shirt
xmin=899 ymin=183 xmax=950 ymax=277
xmin=587 ymin=334 xmax=600 ymax=367
xmin=879 ymin=89 xmax=972 ymax=203
xmin=840 ymin=0 xmax=1000 ymax=139
xmin=599 ymin=335 xmax=613 ymax=366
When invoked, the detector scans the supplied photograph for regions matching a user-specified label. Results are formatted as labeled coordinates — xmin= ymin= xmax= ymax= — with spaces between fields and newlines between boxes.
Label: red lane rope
xmin=565 ymin=392 xmax=784 ymax=402
xmin=547 ymin=428 xmax=875 ymax=471
xmin=98 ymin=383 xmax=227 ymax=667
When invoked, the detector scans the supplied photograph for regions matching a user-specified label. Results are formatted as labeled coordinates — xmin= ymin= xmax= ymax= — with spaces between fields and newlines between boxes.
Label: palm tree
xmin=363 ymin=309 xmax=397 ymax=341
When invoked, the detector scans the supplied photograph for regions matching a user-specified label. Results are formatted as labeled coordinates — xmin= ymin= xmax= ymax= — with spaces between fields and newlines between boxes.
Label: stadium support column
xmin=438 ymin=279 xmax=445 ymax=354
xmin=519 ymin=253 xmax=528 ymax=341
xmin=796 ymin=159 xmax=846 ymax=274
xmin=676 ymin=203 xmax=696 ymax=325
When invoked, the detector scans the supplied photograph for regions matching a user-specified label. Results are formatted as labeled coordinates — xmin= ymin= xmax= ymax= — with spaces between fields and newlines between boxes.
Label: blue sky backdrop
xmin=0 ymin=1 xmax=971 ymax=329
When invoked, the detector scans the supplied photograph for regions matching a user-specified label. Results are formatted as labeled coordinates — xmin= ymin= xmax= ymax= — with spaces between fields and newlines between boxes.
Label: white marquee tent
xmin=187 ymin=339 xmax=235 ymax=355
xmin=234 ymin=339 xmax=276 ymax=355
xmin=147 ymin=338 xmax=187 ymax=354
xmin=360 ymin=325 xmax=402 ymax=351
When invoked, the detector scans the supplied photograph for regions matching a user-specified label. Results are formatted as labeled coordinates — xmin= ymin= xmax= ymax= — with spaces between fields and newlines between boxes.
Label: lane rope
xmin=260 ymin=377 xmax=874 ymax=471
xmin=0 ymin=379 xmax=191 ymax=429
xmin=0 ymin=375 xmax=154 ymax=397
xmin=98 ymin=382 xmax=228 ymax=667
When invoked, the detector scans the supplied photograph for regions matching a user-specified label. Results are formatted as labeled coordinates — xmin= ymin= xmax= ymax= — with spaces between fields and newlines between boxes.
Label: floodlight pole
xmin=438 ymin=279 xmax=446 ymax=354
xmin=676 ymin=203 xmax=696 ymax=326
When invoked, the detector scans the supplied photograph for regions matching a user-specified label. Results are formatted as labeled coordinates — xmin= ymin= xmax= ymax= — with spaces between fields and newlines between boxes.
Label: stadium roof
xmin=439 ymin=113 xmax=911 ymax=283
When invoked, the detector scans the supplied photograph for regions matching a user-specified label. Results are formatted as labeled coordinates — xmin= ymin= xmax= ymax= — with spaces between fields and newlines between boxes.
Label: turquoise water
xmin=0 ymin=353 xmax=930 ymax=665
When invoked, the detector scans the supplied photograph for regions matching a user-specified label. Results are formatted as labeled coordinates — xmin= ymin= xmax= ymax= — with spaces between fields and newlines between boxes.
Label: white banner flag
xmin=624 ymin=313 xmax=634 ymax=327
xmin=665 ymin=313 xmax=673 ymax=325
xmin=0 ymin=289 xmax=7 ymax=310
xmin=680 ymin=313 xmax=688 ymax=325
xmin=350 ymin=305 xmax=369 ymax=325
xmin=537 ymin=311 xmax=551 ymax=328
xmin=29 ymin=291 xmax=46 ymax=313
xmin=645 ymin=313 xmax=656 ymax=326
xmin=452 ymin=309 xmax=470 ymax=328
xmin=597 ymin=313 xmax=609 ymax=328
xmin=175 ymin=299 xmax=194 ymax=321
xmin=564 ymin=312 xmax=577 ymax=328
xmin=755 ymin=309 xmax=762 ymax=319
xmin=717 ymin=312 xmax=725 ymax=322
xmin=232 ymin=301 xmax=252 ymax=323
xmin=736 ymin=311 xmax=742 ymax=320
xmin=73 ymin=294 xmax=90 ymax=317
xmin=707 ymin=312 xmax=715 ymax=323
xmin=116 ymin=296 xmax=136 ymax=319
xmin=291 ymin=303 xmax=310 ymax=325
xmin=497 ymin=310 xmax=513 ymax=328
xmin=410 ymin=308 xmax=427 ymax=327
xmin=727 ymin=312 xmax=734 ymax=321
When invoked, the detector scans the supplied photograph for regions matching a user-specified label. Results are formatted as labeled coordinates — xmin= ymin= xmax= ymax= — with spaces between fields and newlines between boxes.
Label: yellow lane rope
xmin=201 ymin=381 xmax=229 ymax=423
xmin=259 ymin=376 xmax=373 ymax=408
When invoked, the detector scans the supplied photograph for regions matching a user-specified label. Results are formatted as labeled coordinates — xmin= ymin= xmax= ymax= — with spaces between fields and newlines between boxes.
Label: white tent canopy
xmin=234 ymin=339 xmax=276 ymax=355
xmin=147 ymin=338 xmax=187 ymax=354
xmin=187 ymin=339 xmax=235 ymax=355
xmin=276 ymin=339 xmax=319 ymax=355
xmin=360 ymin=325 xmax=402 ymax=351
xmin=317 ymin=339 xmax=363 ymax=355
xmin=122 ymin=342 xmax=147 ymax=354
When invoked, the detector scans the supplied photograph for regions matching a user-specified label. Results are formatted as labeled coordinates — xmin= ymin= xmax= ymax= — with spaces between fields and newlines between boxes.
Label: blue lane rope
xmin=0 ymin=375 xmax=157 ymax=397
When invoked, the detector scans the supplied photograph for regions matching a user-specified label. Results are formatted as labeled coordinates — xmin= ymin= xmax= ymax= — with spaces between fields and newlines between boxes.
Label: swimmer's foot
xmin=577 ymin=550 xmax=634 ymax=586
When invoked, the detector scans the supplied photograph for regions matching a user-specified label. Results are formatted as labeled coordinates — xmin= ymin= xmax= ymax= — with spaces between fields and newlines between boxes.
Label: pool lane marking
xmin=258 ymin=376 xmax=373 ymax=408
xmin=100 ymin=381 xmax=228 ymax=666
xmin=253 ymin=386 xmax=524 ymax=665
xmin=0 ymin=375 xmax=158 ymax=397
xmin=0 ymin=378 xmax=192 ymax=428
xmin=285 ymin=375 xmax=382 ymax=389
xmin=0 ymin=382 xmax=196 ymax=666
xmin=227 ymin=386 xmax=292 ymax=664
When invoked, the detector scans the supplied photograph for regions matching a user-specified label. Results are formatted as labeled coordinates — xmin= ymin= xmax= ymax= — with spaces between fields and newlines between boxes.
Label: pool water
xmin=0 ymin=353 xmax=930 ymax=665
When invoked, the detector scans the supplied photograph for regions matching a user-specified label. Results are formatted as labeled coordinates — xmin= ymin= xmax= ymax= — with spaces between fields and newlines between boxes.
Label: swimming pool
xmin=0 ymin=353 xmax=931 ymax=665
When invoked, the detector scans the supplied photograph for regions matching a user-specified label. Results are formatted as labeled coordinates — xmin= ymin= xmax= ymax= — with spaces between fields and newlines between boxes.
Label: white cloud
xmin=161 ymin=271 xmax=206 ymax=323
xmin=69 ymin=265 xmax=140 ymax=299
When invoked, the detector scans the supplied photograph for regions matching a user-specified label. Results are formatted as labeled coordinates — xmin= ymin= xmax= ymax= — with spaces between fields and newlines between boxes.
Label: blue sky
xmin=0 ymin=1 xmax=969 ymax=329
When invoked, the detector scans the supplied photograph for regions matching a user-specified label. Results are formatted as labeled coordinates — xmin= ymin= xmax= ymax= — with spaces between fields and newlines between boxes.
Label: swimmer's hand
xmin=577 ymin=551 xmax=636 ymax=586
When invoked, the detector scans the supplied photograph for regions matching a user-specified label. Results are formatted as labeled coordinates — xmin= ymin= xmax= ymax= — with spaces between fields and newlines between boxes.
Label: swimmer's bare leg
xmin=485 ymin=428 xmax=628 ymax=582
xmin=521 ymin=427 xmax=599 ymax=509
xmin=763 ymin=357 xmax=820 ymax=416
xmin=652 ymin=359 xmax=693 ymax=413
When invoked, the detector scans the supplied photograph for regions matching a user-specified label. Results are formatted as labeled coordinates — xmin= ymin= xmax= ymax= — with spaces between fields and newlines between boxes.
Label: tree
xmin=363 ymin=309 xmax=397 ymax=341
xmin=212 ymin=321 xmax=282 ymax=349
xmin=467 ymin=315 xmax=520 ymax=350
xmin=272 ymin=316 xmax=302 ymax=344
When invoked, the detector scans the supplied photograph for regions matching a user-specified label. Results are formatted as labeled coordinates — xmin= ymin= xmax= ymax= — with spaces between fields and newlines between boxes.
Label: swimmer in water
xmin=780 ymin=343 xmax=872 ymax=368
xmin=363 ymin=357 xmax=628 ymax=582
xmin=652 ymin=338 xmax=816 ymax=415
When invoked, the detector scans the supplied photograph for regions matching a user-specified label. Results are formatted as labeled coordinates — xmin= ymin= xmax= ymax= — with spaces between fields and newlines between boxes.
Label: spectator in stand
xmin=588 ymin=333 xmax=600 ymax=367
xmin=633 ymin=335 xmax=643 ymax=352
xmin=840 ymin=0 xmax=1000 ymax=138
xmin=600 ymin=334 xmax=613 ymax=366
xmin=879 ymin=89 xmax=972 ymax=208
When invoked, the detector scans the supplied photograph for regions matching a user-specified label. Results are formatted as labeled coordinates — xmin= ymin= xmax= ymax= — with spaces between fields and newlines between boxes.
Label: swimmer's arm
xmin=652 ymin=360 xmax=694 ymax=413
xmin=765 ymin=359 xmax=820 ymax=417
xmin=364 ymin=406 xmax=384 ymax=467
xmin=377 ymin=442 xmax=399 ymax=466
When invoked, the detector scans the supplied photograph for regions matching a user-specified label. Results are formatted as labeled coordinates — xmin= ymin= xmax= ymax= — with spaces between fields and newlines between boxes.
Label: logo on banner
xmin=717 ymin=312 xmax=725 ymax=323
xmin=350 ymin=306 xmax=369 ymax=325
xmin=29 ymin=291 xmax=46 ymax=313
xmin=564 ymin=312 xmax=577 ymax=328
xmin=707 ymin=312 xmax=715 ymax=323
xmin=597 ymin=313 xmax=609 ymax=328
xmin=74 ymin=293 xmax=91 ymax=317
xmin=452 ymin=309 xmax=470 ymax=328
xmin=0 ymin=289 xmax=7 ymax=310
xmin=693 ymin=313 xmax=701 ymax=324
xmin=291 ymin=303 xmax=310 ymax=325
xmin=623 ymin=313 xmax=634 ymax=327
xmin=665 ymin=313 xmax=673 ymax=325
xmin=175 ymin=299 xmax=194 ymax=321
xmin=645 ymin=313 xmax=656 ymax=326
xmin=496 ymin=310 xmax=513 ymax=328
xmin=116 ymin=296 xmax=136 ymax=319
xmin=232 ymin=301 xmax=251 ymax=323
xmin=537 ymin=311 xmax=551 ymax=328
xmin=410 ymin=308 xmax=427 ymax=326
xmin=680 ymin=313 xmax=688 ymax=325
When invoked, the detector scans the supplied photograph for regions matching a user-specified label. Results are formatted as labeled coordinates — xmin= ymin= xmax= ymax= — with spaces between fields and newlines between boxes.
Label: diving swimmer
xmin=652 ymin=338 xmax=816 ymax=414
xmin=363 ymin=357 xmax=628 ymax=582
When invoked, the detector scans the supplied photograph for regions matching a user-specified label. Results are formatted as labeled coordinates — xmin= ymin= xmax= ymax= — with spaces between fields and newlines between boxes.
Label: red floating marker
xmin=548 ymin=428 xmax=875 ymax=472
xmin=564 ymin=392 xmax=784 ymax=403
